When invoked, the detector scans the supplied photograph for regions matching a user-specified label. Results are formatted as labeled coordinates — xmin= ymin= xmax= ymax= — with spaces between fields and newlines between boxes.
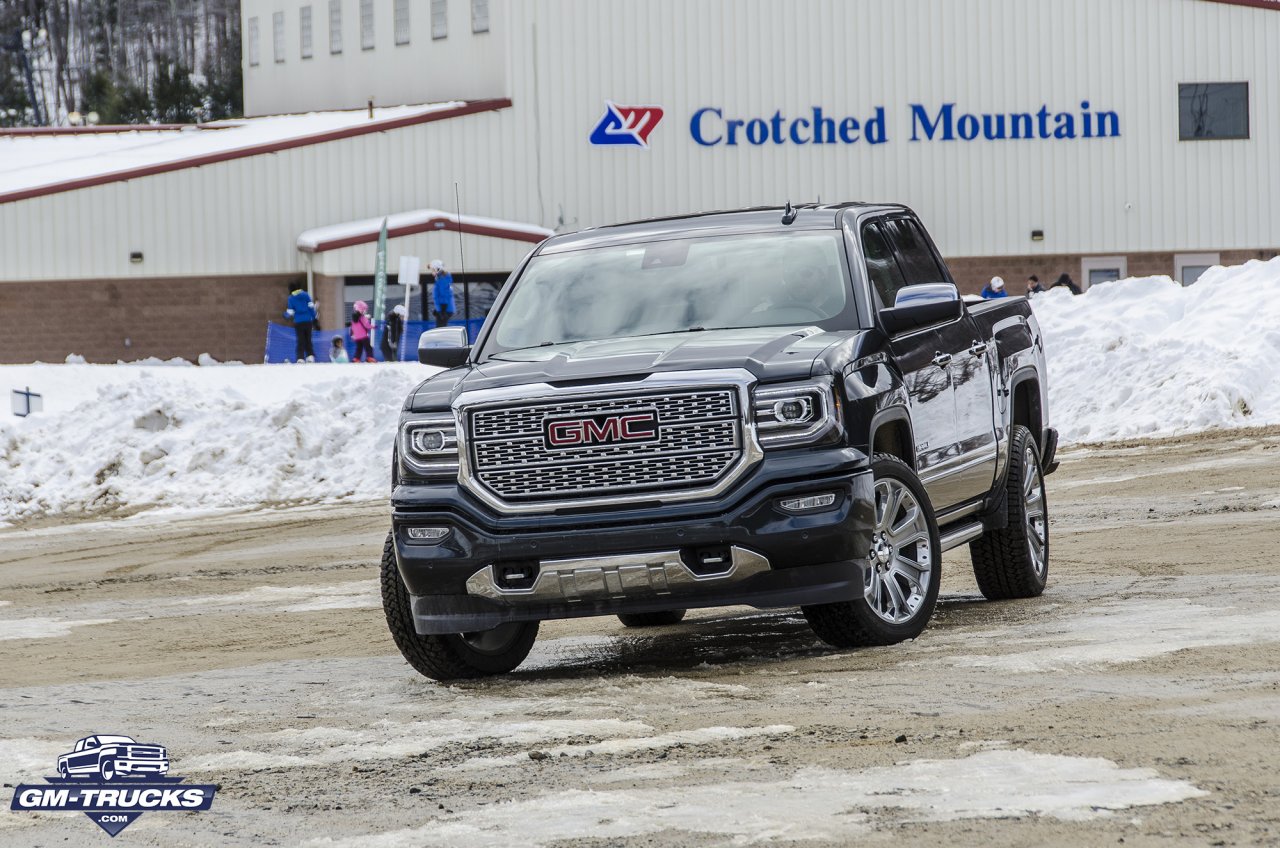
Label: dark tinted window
xmin=1179 ymin=83 xmax=1249 ymax=140
xmin=861 ymin=223 xmax=906 ymax=310
xmin=884 ymin=219 xmax=947 ymax=286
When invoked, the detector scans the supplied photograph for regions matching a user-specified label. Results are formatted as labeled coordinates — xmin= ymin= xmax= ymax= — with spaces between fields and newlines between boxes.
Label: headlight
xmin=753 ymin=379 xmax=841 ymax=448
xmin=399 ymin=412 xmax=459 ymax=478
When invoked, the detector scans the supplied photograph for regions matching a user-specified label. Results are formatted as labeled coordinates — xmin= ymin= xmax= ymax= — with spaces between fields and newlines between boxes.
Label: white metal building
xmin=1 ymin=0 xmax=1277 ymax=362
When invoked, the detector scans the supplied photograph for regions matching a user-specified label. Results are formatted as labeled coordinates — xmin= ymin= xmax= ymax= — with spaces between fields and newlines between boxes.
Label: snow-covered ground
xmin=1 ymin=257 xmax=1277 ymax=523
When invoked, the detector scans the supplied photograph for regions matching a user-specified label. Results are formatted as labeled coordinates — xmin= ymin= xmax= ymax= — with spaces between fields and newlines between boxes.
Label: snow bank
xmin=0 ymin=362 xmax=433 ymax=524
xmin=1031 ymin=257 xmax=1280 ymax=443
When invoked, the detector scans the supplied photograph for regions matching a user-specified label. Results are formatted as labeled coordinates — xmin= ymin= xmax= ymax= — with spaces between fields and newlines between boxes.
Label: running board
xmin=939 ymin=522 xmax=985 ymax=552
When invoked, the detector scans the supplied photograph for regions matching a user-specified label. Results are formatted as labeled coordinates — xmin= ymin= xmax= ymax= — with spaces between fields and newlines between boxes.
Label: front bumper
xmin=391 ymin=449 xmax=875 ymax=634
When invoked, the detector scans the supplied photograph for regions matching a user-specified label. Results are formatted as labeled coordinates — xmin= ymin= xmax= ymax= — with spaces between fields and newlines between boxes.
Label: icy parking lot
xmin=2 ymin=430 xmax=1279 ymax=846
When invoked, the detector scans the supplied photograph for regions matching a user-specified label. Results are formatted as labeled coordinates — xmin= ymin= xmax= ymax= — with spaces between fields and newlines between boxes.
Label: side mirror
xmin=879 ymin=283 xmax=962 ymax=335
xmin=417 ymin=326 xmax=471 ymax=367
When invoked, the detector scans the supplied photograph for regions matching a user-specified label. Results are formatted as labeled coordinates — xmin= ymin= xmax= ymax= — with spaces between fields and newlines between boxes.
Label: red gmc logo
xmin=543 ymin=410 xmax=660 ymax=449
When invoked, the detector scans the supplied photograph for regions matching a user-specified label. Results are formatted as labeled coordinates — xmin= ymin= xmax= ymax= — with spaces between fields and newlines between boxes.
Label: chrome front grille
xmin=467 ymin=388 xmax=743 ymax=504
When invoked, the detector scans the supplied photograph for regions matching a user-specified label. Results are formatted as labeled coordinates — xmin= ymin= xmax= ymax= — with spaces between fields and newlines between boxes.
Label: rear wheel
xmin=617 ymin=609 xmax=687 ymax=628
xmin=803 ymin=454 xmax=941 ymax=648
xmin=380 ymin=532 xmax=538 ymax=681
xmin=970 ymin=425 xmax=1049 ymax=599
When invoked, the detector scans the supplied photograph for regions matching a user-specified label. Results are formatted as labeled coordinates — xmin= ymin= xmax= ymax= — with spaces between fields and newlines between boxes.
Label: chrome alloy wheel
xmin=1023 ymin=442 xmax=1048 ymax=579
xmin=460 ymin=622 xmax=527 ymax=655
xmin=866 ymin=478 xmax=933 ymax=624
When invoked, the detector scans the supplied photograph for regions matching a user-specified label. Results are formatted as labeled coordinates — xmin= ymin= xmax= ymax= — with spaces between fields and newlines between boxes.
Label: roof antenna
xmin=781 ymin=200 xmax=798 ymax=225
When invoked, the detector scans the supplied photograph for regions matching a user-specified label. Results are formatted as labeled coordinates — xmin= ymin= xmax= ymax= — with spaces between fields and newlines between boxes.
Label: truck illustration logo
xmin=544 ymin=410 xmax=660 ymax=448
xmin=58 ymin=735 xmax=169 ymax=781
xmin=10 ymin=734 xmax=216 ymax=836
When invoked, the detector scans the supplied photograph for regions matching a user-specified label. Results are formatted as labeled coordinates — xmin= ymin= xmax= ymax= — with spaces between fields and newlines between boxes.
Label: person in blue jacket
xmin=429 ymin=259 xmax=456 ymax=328
xmin=284 ymin=287 xmax=317 ymax=362
xmin=980 ymin=276 xmax=1009 ymax=299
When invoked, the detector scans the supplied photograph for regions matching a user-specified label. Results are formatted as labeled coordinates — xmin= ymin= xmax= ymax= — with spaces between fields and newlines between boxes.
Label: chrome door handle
xmin=969 ymin=341 xmax=989 ymax=356
xmin=932 ymin=352 xmax=953 ymax=368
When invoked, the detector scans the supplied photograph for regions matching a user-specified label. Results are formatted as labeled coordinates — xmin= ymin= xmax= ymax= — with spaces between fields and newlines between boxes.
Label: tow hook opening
xmin=493 ymin=560 xmax=540 ymax=591
xmin=681 ymin=545 xmax=735 ymax=576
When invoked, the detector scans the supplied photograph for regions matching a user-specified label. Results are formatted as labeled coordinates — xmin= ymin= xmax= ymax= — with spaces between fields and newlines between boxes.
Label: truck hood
xmin=407 ymin=326 xmax=865 ymax=411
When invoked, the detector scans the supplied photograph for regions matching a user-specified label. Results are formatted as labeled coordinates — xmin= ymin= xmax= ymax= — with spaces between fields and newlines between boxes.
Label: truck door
xmin=860 ymin=222 xmax=957 ymax=485
xmin=881 ymin=218 xmax=997 ymax=509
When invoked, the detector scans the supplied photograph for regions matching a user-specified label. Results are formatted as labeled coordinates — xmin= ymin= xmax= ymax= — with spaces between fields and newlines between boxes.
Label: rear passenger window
xmin=861 ymin=223 xmax=906 ymax=310
xmin=884 ymin=219 xmax=947 ymax=286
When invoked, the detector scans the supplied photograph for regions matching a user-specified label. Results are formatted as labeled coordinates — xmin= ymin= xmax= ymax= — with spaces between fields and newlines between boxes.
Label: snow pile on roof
xmin=0 ymin=362 xmax=434 ymax=525
xmin=0 ymin=103 xmax=464 ymax=198
xmin=1031 ymin=257 xmax=1280 ymax=443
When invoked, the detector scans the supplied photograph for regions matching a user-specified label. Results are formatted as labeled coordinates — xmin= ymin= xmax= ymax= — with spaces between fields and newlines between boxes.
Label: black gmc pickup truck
xmin=381 ymin=204 xmax=1058 ymax=680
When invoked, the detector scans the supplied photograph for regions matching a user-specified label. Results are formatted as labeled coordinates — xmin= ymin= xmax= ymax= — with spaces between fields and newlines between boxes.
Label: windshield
xmin=95 ymin=736 xmax=136 ymax=745
xmin=484 ymin=231 xmax=853 ymax=355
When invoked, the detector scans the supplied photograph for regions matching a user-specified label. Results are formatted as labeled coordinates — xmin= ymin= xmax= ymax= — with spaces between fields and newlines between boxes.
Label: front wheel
xmin=100 ymin=759 xmax=117 ymax=781
xmin=970 ymin=425 xmax=1049 ymax=599
xmin=380 ymin=532 xmax=538 ymax=681
xmin=803 ymin=453 xmax=941 ymax=648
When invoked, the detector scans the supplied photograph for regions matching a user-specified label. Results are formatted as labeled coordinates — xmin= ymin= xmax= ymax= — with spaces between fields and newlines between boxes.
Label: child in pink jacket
xmin=349 ymin=300 xmax=376 ymax=362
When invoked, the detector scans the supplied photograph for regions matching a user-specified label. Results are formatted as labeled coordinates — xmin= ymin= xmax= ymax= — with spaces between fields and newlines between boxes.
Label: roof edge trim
xmin=0 ymin=98 xmax=512 ymax=206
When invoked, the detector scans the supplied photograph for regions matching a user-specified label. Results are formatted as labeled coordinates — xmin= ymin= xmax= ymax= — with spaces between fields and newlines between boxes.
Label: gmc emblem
xmin=543 ymin=410 xmax=660 ymax=449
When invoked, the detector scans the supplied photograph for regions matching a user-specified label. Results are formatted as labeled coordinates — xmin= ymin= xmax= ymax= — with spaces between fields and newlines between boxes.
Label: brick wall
xmin=945 ymin=248 xmax=1280 ymax=296
xmin=0 ymin=274 xmax=303 ymax=364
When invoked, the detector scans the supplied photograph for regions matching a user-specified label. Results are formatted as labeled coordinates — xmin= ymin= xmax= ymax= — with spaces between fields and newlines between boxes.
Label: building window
xmin=1179 ymin=82 xmax=1249 ymax=140
xmin=329 ymin=0 xmax=342 ymax=53
xmin=394 ymin=0 xmax=411 ymax=45
xmin=360 ymin=0 xmax=375 ymax=49
xmin=1175 ymin=253 xmax=1220 ymax=286
xmin=471 ymin=0 xmax=489 ymax=33
xmin=300 ymin=5 xmax=314 ymax=58
xmin=432 ymin=0 xmax=448 ymax=39
xmin=273 ymin=11 xmax=285 ymax=63
xmin=1080 ymin=256 xmax=1128 ymax=291
xmin=247 ymin=17 xmax=260 ymax=66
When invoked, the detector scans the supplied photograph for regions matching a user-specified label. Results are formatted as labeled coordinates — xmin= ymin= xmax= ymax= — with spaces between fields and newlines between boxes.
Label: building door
xmin=1080 ymin=256 xmax=1129 ymax=290
xmin=1175 ymin=253 xmax=1220 ymax=286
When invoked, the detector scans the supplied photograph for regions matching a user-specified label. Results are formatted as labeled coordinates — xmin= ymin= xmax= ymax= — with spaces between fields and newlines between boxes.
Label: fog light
xmin=406 ymin=526 xmax=450 ymax=542
xmin=773 ymin=397 xmax=814 ymax=423
xmin=779 ymin=493 xmax=838 ymax=513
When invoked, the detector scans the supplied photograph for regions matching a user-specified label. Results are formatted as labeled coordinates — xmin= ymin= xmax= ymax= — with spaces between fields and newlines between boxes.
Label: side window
xmin=861 ymin=223 xmax=906 ymax=310
xmin=884 ymin=219 xmax=947 ymax=286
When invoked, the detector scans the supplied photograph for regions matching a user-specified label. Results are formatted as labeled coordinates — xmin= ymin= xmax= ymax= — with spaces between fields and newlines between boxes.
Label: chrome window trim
xmin=454 ymin=369 xmax=764 ymax=515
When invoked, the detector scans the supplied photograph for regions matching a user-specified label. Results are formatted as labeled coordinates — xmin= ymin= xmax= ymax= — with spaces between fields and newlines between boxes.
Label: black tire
xmin=803 ymin=453 xmax=942 ymax=648
xmin=617 ymin=609 xmax=687 ymax=628
xmin=970 ymin=425 xmax=1049 ymax=600
xmin=380 ymin=532 xmax=538 ymax=681
xmin=100 ymin=759 xmax=116 ymax=781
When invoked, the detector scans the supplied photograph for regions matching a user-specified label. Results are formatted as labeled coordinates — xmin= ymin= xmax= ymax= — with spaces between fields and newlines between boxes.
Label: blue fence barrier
xmin=264 ymin=318 xmax=486 ymax=364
